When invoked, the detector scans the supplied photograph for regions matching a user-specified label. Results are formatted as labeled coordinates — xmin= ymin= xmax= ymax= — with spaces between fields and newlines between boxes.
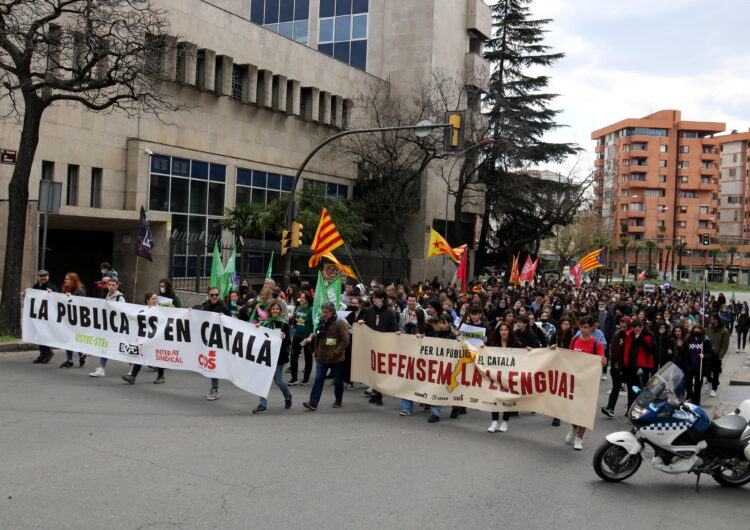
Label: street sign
xmin=0 ymin=149 xmax=16 ymax=164
xmin=38 ymin=180 xmax=62 ymax=214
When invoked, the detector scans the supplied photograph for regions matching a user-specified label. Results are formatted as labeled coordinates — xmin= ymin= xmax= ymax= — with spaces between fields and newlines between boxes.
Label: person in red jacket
xmin=617 ymin=318 xmax=654 ymax=409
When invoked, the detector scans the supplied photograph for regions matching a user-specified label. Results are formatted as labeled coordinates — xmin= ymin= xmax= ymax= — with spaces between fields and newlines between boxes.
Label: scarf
xmin=316 ymin=315 xmax=337 ymax=338
xmin=248 ymin=300 xmax=268 ymax=323
xmin=262 ymin=316 xmax=286 ymax=328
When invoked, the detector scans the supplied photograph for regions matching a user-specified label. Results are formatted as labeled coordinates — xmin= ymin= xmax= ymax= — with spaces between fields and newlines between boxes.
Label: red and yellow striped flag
xmin=451 ymin=244 xmax=467 ymax=264
xmin=309 ymin=208 xmax=344 ymax=268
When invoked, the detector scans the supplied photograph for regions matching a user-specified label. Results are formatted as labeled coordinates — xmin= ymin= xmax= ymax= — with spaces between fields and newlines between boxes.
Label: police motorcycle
xmin=593 ymin=362 xmax=750 ymax=487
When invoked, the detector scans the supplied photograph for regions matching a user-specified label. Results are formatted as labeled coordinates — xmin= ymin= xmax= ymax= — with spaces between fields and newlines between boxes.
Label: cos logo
xmin=199 ymin=350 xmax=217 ymax=371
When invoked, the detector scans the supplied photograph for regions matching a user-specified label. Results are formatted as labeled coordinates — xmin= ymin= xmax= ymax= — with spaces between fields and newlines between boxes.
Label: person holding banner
xmin=303 ymin=302 xmax=350 ymax=411
xmin=59 ymin=273 xmax=89 ymax=369
xmin=88 ymin=277 xmax=124 ymax=376
xmin=201 ymin=286 xmax=232 ymax=401
xmin=398 ymin=305 xmax=435 ymax=418
xmin=28 ymin=269 xmax=57 ymax=364
xmin=121 ymin=293 xmax=166 ymax=385
xmin=359 ymin=290 xmax=399 ymax=406
xmin=253 ymin=302 xmax=293 ymax=413
xmin=486 ymin=322 xmax=525 ymax=433
xmin=158 ymin=279 xmax=181 ymax=308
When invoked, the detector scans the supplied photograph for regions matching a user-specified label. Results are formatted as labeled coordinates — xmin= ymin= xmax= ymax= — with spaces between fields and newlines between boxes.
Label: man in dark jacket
xmin=617 ymin=319 xmax=654 ymax=408
xmin=201 ymin=286 xmax=231 ymax=401
xmin=514 ymin=314 xmax=541 ymax=349
xmin=303 ymin=302 xmax=350 ymax=410
xmin=29 ymin=269 xmax=58 ymax=363
xmin=705 ymin=313 xmax=729 ymax=397
xmin=358 ymin=290 xmax=399 ymax=405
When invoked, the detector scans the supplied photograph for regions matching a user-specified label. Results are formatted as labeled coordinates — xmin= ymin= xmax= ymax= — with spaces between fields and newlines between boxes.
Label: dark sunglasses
xmin=209 ymin=293 xmax=220 ymax=297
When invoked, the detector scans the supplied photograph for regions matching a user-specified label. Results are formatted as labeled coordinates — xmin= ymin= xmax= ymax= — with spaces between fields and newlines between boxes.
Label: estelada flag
xmin=579 ymin=248 xmax=604 ymax=272
xmin=134 ymin=206 xmax=153 ymax=262
xmin=427 ymin=228 xmax=460 ymax=261
xmin=309 ymin=208 xmax=344 ymax=268
xmin=518 ymin=256 xmax=534 ymax=283
xmin=637 ymin=269 xmax=647 ymax=280
xmin=572 ymin=263 xmax=583 ymax=287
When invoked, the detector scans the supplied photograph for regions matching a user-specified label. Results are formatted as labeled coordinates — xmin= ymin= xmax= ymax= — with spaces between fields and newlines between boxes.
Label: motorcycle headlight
xmin=630 ymin=405 xmax=648 ymax=421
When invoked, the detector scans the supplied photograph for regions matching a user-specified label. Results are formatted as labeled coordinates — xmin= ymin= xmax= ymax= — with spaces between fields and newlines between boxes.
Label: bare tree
xmin=0 ymin=0 xmax=183 ymax=334
xmin=337 ymin=80 xmax=448 ymax=280
xmin=545 ymin=211 xmax=607 ymax=274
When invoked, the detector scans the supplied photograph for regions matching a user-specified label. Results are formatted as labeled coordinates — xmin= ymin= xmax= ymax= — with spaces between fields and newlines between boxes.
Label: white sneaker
xmin=565 ymin=428 xmax=576 ymax=444
xmin=89 ymin=367 xmax=105 ymax=377
xmin=709 ymin=390 xmax=717 ymax=397
xmin=498 ymin=421 xmax=508 ymax=432
xmin=601 ymin=373 xmax=607 ymax=381
xmin=488 ymin=420 xmax=499 ymax=433
xmin=573 ymin=437 xmax=584 ymax=450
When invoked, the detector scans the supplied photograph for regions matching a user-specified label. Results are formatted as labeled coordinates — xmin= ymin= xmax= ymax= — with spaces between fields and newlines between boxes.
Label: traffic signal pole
xmin=282 ymin=122 xmax=454 ymax=286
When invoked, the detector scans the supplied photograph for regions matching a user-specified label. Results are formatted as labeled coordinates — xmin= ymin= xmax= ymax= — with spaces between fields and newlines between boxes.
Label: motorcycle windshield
xmin=633 ymin=362 xmax=686 ymax=409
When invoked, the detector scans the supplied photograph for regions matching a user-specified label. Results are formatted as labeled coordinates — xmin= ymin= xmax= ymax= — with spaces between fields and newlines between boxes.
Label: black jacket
xmin=200 ymin=300 xmax=231 ymax=316
xmin=361 ymin=304 xmax=399 ymax=332
xmin=515 ymin=325 xmax=541 ymax=349
xmin=32 ymin=281 xmax=58 ymax=292
xmin=263 ymin=320 xmax=291 ymax=365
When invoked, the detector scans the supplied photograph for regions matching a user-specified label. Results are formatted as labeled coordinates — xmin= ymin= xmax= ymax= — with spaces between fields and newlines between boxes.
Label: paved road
xmin=1 ymin=350 xmax=747 ymax=530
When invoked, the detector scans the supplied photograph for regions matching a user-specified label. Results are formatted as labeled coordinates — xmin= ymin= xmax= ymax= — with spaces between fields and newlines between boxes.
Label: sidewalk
xmin=713 ymin=342 xmax=750 ymax=417
xmin=0 ymin=339 xmax=35 ymax=353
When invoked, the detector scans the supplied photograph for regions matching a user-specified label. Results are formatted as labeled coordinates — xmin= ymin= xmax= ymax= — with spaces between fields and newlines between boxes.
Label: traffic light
xmin=290 ymin=222 xmax=303 ymax=248
xmin=443 ymin=111 xmax=465 ymax=151
xmin=702 ymin=233 xmax=710 ymax=246
xmin=280 ymin=229 xmax=290 ymax=255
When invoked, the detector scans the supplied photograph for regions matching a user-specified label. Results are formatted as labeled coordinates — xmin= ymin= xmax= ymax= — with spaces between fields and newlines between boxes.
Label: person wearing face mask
xmin=158 ymin=278 xmax=181 ymax=308
xmin=652 ymin=321 xmax=673 ymax=370
xmin=358 ymin=290 xmax=400 ymax=406
xmin=537 ymin=311 xmax=556 ymax=346
xmin=550 ymin=299 xmax=564 ymax=324
xmin=289 ymin=290 xmax=314 ymax=386
xmin=736 ymin=305 xmax=749 ymax=352
xmin=238 ymin=279 xmax=255 ymax=304
xmin=677 ymin=326 xmax=714 ymax=406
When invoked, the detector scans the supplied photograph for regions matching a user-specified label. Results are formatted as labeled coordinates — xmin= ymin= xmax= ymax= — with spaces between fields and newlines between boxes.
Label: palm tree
xmin=726 ymin=246 xmax=738 ymax=284
xmin=215 ymin=203 xmax=267 ymax=240
xmin=708 ymin=247 xmax=722 ymax=282
xmin=676 ymin=241 xmax=686 ymax=281
xmin=645 ymin=240 xmax=657 ymax=279
xmin=663 ymin=244 xmax=673 ymax=281
xmin=620 ymin=237 xmax=629 ymax=282
xmin=630 ymin=243 xmax=644 ymax=281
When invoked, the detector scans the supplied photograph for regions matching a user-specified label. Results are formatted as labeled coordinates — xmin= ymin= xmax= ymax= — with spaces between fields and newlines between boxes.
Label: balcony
xmin=464 ymin=52 xmax=490 ymax=91
xmin=466 ymin=0 xmax=492 ymax=39
xmin=628 ymin=209 xmax=646 ymax=218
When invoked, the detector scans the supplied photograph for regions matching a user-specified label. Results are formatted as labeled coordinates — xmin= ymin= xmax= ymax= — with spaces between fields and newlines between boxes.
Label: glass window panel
xmin=251 ymin=0 xmax=264 ymax=23
xmin=210 ymin=164 xmax=226 ymax=182
xmin=319 ymin=0 xmax=334 ymax=17
xmin=334 ymin=16 xmax=350 ymax=42
xmin=326 ymin=182 xmax=337 ymax=197
xmin=252 ymin=171 xmax=267 ymax=188
xmin=336 ymin=0 xmax=352 ymax=15
xmin=278 ymin=21 xmax=294 ymax=38
xmin=237 ymin=168 xmax=252 ymax=186
xmin=188 ymin=215 xmax=205 ymax=237
xmin=338 ymin=184 xmax=349 ymax=198
xmin=350 ymin=39 xmax=366 ymax=70
xmin=319 ymin=18 xmax=333 ymax=42
xmin=251 ymin=188 xmax=266 ymax=205
xmin=207 ymin=218 xmax=222 ymax=240
xmin=170 ymin=177 xmax=189 ymax=213
xmin=352 ymin=0 xmax=368 ymax=14
xmin=189 ymin=180 xmax=208 ymax=214
xmin=208 ymin=183 xmax=225 ymax=216
xmin=151 ymin=155 xmax=170 ymax=174
xmin=235 ymin=186 xmax=251 ymax=205
xmin=149 ymin=174 xmax=170 ymax=211
xmin=294 ymin=0 xmax=309 ymax=20
xmin=264 ymin=0 xmax=279 ymax=23
xmin=191 ymin=160 xmax=209 ymax=180
xmin=318 ymin=43 xmax=333 ymax=56
xmin=281 ymin=175 xmax=294 ymax=191
xmin=279 ymin=0 xmax=294 ymax=22
xmin=294 ymin=20 xmax=308 ymax=44
xmin=172 ymin=214 xmax=188 ymax=234
xmin=265 ymin=23 xmax=279 ymax=32
xmin=266 ymin=190 xmax=280 ymax=205
xmin=172 ymin=157 xmax=189 ymax=176
xmin=267 ymin=173 xmax=281 ymax=190
xmin=352 ymin=14 xmax=367 ymax=39
xmin=333 ymin=41 xmax=350 ymax=62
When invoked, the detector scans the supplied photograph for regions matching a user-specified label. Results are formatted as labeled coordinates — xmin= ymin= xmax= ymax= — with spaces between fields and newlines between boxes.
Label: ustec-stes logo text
xmin=199 ymin=350 xmax=217 ymax=371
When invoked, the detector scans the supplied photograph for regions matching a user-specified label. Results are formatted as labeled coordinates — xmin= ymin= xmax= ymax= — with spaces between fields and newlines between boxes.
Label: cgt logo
xmin=199 ymin=350 xmax=217 ymax=371
xmin=119 ymin=343 xmax=140 ymax=356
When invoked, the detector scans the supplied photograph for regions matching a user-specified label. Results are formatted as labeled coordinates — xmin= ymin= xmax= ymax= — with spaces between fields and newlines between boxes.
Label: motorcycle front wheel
xmin=593 ymin=441 xmax=642 ymax=482
xmin=712 ymin=461 xmax=750 ymax=487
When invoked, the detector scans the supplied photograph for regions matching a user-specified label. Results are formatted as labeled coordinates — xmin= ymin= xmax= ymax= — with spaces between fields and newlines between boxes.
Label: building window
xmin=251 ymin=0 xmax=310 ymax=44
xmin=659 ymin=145 xmax=667 ymax=153
xmin=644 ymin=189 xmax=663 ymax=198
xmin=679 ymin=145 xmax=689 ymax=153
xmin=66 ymin=164 xmax=79 ymax=206
xmin=659 ymin=175 xmax=666 ymax=182
xmin=41 ymin=160 xmax=54 ymax=181
xmin=620 ymin=127 xmax=668 ymax=137
xmin=90 ymin=167 xmax=102 ymax=208
xmin=305 ymin=178 xmax=349 ymax=198
xmin=659 ymin=160 xmax=667 ymax=168
xmin=680 ymin=176 xmax=689 ymax=183
xmin=231 ymin=65 xmax=243 ymax=101
xmin=679 ymin=191 xmax=697 ymax=199
xmin=148 ymin=155 xmax=226 ymax=239
xmin=679 ymin=206 xmax=688 ymax=214
xmin=728 ymin=196 xmax=742 ymax=204
xmin=630 ymin=173 xmax=646 ymax=181
xmin=680 ymin=131 xmax=700 ymax=139
xmin=678 ymin=221 xmax=687 ymax=228
xmin=318 ymin=0 xmax=368 ymax=70
xmin=236 ymin=167 xmax=293 ymax=207
xmin=677 ymin=161 xmax=689 ymax=169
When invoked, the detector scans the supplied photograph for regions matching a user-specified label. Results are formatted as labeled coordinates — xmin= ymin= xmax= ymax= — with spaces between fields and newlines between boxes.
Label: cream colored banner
xmin=352 ymin=326 xmax=602 ymax=429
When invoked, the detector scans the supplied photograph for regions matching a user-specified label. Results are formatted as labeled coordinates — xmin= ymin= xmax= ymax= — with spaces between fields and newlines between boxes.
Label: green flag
xmin=731 ymin=291 xmax=736 ymax=302
xmin=210 ymin=241 xmax=223 ymax=292
xmin=312 ymin=270 xmax=343 ymax=324
xmin=221 ymin=246 xmax=237 ymax=297
xmin=265 ymin=250 xmax=274 ymax=280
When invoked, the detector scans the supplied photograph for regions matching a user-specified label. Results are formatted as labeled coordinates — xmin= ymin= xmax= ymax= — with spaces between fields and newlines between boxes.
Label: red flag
xmin=455 ymin=246 xmax=468 ymax=293
xmin=518 ymin=256 xmax=534 ymax=283
xmin=637 ymin=269 xmax=647 ymax=280
xmin=528 ymin=257 xmax=540 ymax=279
xmin=572 ymin=263 xmax=583 ymax=287
xmin=509 ymin=254 xmax=520 ymax=286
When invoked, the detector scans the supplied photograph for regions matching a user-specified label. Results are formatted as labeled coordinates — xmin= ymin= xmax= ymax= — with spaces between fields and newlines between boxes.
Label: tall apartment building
xmin=592 ymin=110 xmax=724 ymax=281
xmin=718 ymin=130 xmax=750 ymax=240
xmin=0 ymin=0 xmax=492 ymax=295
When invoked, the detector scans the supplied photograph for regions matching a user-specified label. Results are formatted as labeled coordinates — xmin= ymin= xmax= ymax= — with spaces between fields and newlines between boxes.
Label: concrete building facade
xmin=0 ymin=0 xmax=492 ymax=297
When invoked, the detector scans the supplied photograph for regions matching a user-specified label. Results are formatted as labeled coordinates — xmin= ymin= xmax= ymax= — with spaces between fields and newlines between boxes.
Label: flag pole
xmin=343 ymin=243 xmax=364 ymax=282
xmin=699 ymin=267 xmax=707 ymax=383
xmin=132 ymin=256 xmax=140 ymax=303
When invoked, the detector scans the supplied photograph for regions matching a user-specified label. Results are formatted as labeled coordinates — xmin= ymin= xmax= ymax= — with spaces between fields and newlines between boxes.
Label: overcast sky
xmin=523 ymin=0 xmax=750 ymax=175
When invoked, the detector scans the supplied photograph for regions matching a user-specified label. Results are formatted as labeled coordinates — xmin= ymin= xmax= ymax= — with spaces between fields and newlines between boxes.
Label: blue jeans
xmin=66 ymin=350 xmax=84 ymax=362
xmin=259 ymin=364 xmax=292 ymax=407
xmin=309 ymin=361 xmax=344 ymax=405
xmin=39 ymin=345 xmax=52 ymax=358
xmin=401 ymin=399 xmax=441 ymax=416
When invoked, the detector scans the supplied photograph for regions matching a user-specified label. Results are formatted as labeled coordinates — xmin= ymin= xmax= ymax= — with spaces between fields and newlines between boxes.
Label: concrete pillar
xmin=306 ymin=87 xmax=320 ymax=122
xmin=214 ymin=55 xmax=233 ymax=96
xmin=319 ymin=91 xmax=331 ymax=125
xmin=199 ymin=49 xmax=216 ymax=92
xmin=286 ymin=80 xmax=300 ymax=116
xmin=332 ymin=95 xmax=344 ymax=128
xmin=272 ymin=74 xmax=287 ymax=112
xmin=162 ymin=35 xmax=178 ymax=82
xmin=178 ymin=42 xmax=197 ymax=86
xmin=246 ymin=64 xmax=259 ymax=104
xmin=257 ymin=69 xmax=273 ymax=108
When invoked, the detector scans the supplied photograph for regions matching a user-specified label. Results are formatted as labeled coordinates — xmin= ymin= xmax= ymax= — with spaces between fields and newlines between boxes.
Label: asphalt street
xmin=1 ymin=349 xmax=748 ymax=530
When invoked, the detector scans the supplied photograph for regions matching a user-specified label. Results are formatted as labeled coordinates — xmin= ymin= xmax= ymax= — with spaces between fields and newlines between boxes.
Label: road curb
xmin=0 ymin=341 xmax=36 ymax=352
